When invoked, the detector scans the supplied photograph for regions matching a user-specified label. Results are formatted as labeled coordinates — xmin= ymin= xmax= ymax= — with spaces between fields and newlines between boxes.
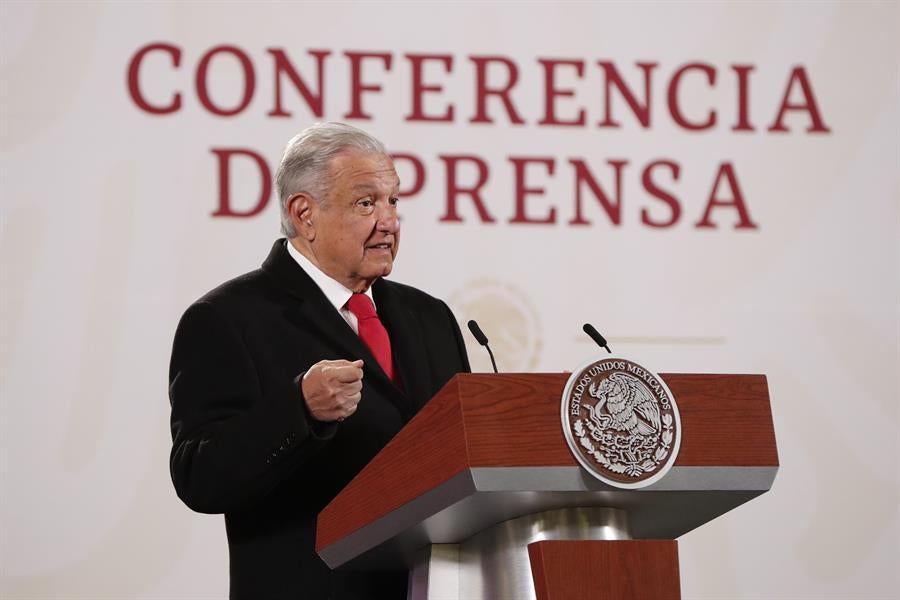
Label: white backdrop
xmin=1 ymin=1 xmax=897 ymax=598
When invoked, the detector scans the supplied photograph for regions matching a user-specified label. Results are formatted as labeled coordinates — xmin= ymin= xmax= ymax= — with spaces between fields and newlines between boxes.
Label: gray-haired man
xmin=169 ymin=122 xmax=470 ymax=599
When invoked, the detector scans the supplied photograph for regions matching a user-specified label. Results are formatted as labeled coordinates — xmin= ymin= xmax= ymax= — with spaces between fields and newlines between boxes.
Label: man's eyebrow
xmin=351 ymin=181 xmax=401 ymax=193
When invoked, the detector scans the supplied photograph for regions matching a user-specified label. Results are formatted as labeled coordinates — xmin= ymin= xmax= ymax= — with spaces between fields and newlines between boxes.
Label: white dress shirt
xmin=285 ymin=240 xmax=376 ymax=335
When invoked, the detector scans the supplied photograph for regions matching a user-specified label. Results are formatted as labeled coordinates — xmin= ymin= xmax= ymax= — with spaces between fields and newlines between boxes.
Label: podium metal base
xmin=407 ymin=507 xmax=630 ymax=600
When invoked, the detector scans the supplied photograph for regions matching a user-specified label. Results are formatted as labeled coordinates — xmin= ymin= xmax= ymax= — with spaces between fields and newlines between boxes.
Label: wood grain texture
xmin=528 ymin=540 xmax=681 ymax=600
xmin=317 ymin=372 xmax=777 ymax=551
xmin=665 ymin=373 xmax=778 ymax=466
xmin=316 ymin=377 xmax=470 ymax=552
xmin=459 ymin=373 xmax=778 ymax=467
xmin=459 ymin=373 xmax=575 ymax=467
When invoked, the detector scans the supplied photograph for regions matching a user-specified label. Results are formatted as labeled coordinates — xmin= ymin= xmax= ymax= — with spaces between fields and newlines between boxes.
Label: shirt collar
xmin=285 ymin=240 xmax=374 ymax=311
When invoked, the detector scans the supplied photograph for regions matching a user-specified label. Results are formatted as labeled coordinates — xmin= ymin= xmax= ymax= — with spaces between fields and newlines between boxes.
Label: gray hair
xmin=275 ymin=122 xmax=389 ymax=236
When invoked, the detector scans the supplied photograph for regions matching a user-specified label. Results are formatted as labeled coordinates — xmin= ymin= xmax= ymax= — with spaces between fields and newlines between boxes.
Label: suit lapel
xmin=261 ymin=240 xmax=412 ymax=418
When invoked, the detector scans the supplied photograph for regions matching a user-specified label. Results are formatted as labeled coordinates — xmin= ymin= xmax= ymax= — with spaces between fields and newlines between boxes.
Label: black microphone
xmin=467 ymin=320 xmax=498 ymax=373
xmin=583 ymin=323 xmax=612 ymax=354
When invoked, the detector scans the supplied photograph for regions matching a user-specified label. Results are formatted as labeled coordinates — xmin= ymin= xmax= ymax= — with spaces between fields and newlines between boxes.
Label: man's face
xmin=307 ymin=150 xmax=401 ymax=291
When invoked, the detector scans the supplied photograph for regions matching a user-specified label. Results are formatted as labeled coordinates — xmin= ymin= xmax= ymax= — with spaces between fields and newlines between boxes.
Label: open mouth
xmin=366 ymin=243 xmax=392 ymax=251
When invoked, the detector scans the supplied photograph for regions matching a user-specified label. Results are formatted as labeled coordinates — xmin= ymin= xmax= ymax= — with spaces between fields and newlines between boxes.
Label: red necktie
xmin=346 ymin=293 xmax=395 ymax=383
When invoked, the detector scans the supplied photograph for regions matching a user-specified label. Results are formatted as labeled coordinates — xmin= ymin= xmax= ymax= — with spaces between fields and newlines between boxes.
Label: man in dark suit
xmin=168 ymin=122 xmax=470 ymax=599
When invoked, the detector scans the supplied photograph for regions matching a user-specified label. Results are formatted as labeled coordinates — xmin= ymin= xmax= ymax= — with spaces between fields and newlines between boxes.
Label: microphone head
xmin=582 ymin=323 xmax=609 ymax=348
xmin=467 ymin=320 xmax=489 ymax=346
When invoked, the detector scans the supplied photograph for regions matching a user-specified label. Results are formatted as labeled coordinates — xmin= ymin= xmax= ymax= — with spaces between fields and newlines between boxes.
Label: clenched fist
xmin=301 ymin=359 xmax=364 ymax=423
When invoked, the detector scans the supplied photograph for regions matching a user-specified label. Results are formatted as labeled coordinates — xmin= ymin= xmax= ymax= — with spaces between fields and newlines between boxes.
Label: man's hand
xmin=301 ymin=359 xmax=364 ymax=423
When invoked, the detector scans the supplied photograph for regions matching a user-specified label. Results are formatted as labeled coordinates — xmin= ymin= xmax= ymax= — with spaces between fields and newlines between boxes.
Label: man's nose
xmin=375 ymin=205 xmax=400 ymax=232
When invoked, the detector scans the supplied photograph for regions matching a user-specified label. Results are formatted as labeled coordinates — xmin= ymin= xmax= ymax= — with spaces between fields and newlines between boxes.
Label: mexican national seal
xmin=561 ymin=356 xmax=681 ymax=488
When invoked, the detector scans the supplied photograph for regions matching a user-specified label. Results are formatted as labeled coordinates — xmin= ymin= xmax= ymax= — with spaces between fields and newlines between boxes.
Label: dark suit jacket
xmin=169 ymin=240 xmax=470 ymax=599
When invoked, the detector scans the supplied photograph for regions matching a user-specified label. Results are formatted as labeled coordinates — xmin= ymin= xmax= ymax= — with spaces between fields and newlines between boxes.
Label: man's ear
xmin=287 ymin=193 xmax=317 ymax=241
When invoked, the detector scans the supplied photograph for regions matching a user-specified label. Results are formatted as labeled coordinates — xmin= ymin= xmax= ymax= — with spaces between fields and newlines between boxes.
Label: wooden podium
xmin=316 ymin=373 xmax=778 ymax=599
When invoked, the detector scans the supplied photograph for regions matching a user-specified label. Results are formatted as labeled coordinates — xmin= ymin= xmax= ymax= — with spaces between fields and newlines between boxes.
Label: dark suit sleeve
xmin=168 ymin=301 xmax=334 ymax=514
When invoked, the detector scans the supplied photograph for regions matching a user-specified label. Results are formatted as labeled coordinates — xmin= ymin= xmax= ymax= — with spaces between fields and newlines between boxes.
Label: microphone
xmin=467 ymin=320 xmax=498 ymax=373
xmin=583 ymin=323 xmax=612 ymax=354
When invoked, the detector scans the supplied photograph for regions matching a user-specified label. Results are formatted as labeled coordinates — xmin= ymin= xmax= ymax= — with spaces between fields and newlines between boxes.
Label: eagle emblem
xmin=561 ymin=357 xmax=681 ymax=488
